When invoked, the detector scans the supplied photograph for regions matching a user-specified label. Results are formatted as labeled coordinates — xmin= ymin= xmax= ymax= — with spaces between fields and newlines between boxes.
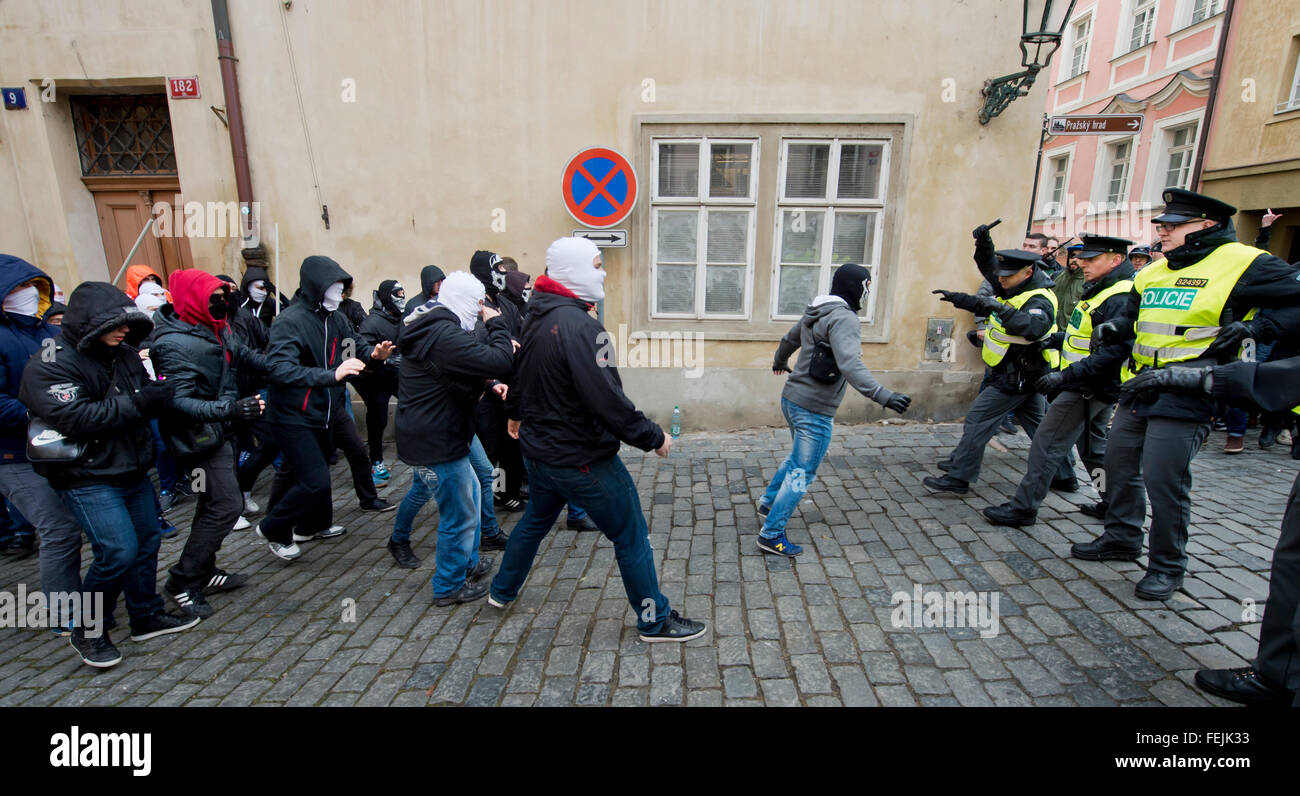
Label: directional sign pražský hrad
xmin=1048 ymin=114 xmax=1144 ymax=135
xmin=562 ymin=147 xmax=638 ymax=228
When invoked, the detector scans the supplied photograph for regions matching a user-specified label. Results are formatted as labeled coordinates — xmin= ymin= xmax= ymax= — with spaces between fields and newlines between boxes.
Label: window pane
xmin=657 ymin=143 xmax=699 ymax=197
xmin=704 ymin=266 xmax=745 ymax=314
xmin=706 ymin=210 xmax=748 ymax=263
xmin=832 ymin=212 xmax=874 ymax=264
xmin=709 ymin=143 xmax=752 ymax=198
xmin=837 ymin=144 xmax=883 ymax=199
xmin=656 ymin=210 xmax=697 ymax=262
xmin=777 ymin=266 xmax=820 ymax=316
xmin=656 ymin=265 xmax=695 ymax=314
xmin=780 ymin=210 xmax=824 ymax=264
xmin=785 ymin=144 xmax=830 ymax=199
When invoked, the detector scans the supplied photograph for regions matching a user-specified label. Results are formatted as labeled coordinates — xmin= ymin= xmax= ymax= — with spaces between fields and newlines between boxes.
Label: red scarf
xmin=534 ymin=274 xmax=595 ymax=310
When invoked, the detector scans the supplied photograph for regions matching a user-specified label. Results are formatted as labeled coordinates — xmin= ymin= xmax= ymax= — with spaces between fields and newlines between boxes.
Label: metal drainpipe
xmin=1191 ymin=0 xmax=1235 ymax=190
xmin=211 ymin=0 xmax=255 ymax=233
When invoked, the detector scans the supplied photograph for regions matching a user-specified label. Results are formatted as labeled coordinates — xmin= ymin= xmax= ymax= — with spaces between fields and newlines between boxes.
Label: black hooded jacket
xmin=148 ymin=304 xmax=270 ymax=453
xmin=1053 ymin=260 xmax=1136 ymax=401
xmin=1102 ymin=221 xmax=1300 ymax=421
xmin=396 ymin=265 xmax=447 ymax=344
xmin=18 ymin=282 xmax=157 ymax=487
xmin=394 ymin=303 xmax=514 ymax=466
xmin=265 ymin=256 xmax=377 ymax=428
xmin=239 ymin=266 xmax=286 ymax=329
xmin=503 ymin=286 xmax=664 ymax=467
xmin=358 ymin=280 xmax=403 ymax=378
xmin=974 ymin=235 xmax=1059 ymax=392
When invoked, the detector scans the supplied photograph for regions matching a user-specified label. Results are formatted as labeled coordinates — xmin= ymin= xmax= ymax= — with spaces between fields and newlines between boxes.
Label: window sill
xmin=1110 ymin=41 xmax=1154 ymax=64
xmin=1168 ymin=12 xmax=1224 ymax=38
xmin=1055 ymin=70 xmax=1089 ymax=89
xmin=1269 ymin=105 xmax=1300 ymax=123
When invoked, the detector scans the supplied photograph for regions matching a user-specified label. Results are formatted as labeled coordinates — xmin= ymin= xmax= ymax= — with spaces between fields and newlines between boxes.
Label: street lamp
xmin=979 ymin=0 xmax=1078 ymax=125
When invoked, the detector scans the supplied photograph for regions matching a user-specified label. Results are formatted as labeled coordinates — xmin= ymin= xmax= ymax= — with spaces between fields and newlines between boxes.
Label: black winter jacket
xmin=0 ymin=255 xmax=59 ymax=464
xmin=358 ymin=296 xmax=402 ymax=379
xmin=974 ymin=235 xmax=1059 ymax=393
xmin=1053 ymin=260 xmax=1136 ymax=401
xmin=504 ymin=285 xmax=664 ymax=467
xmin=239 ymin=266 xmax=287 ymax=329
xmin=148 ymin=305 xmax=270 ymax=453
xmin=265 ymin=256 xmax=378 ymax=428
xmin=18 ymin=282 xmax=157 ymax=488
xmin=394 ymin=303 xmax=514 ymax=466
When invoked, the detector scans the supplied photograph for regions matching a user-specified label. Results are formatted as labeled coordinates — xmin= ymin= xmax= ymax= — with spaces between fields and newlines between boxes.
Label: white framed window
xmin=1163 ymin=122 xmax=1198 ymax=190
xmin=1043 ymin=153 xmax=1071 ymax=217
xmin=1066 ymin=14 xmax=1092 ymax=79
xmin=1098 ymin=137 xmax=1135 ymax=209
xmin=1189 ymin=0 xmax=1223 ymax=24
xmin=771 ymin=138 xmax=888 ymax=322
xmin=1128 ymin=0 xmax=1158 ymax=52
xmin=650 ymin=137 xmax=758 ymax=319
xmin=1280 ymin=48 xmax=1300 ymax=114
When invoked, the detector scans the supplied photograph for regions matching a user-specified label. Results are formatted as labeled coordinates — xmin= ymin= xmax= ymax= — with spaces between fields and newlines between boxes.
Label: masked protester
xmin=256 ymin=256 xmax=394 ymax=561
xmin=469 ymin=250 xmax=527 ymax=512
xmin=239 ymin=266 xmax=283 ymax=329
xmin=20 ymin=282 xmax=196 ymax=668
xmin=358 ymin=279 xmax=405 ymax=480
xmin=148 ymin=270 xmax=272 ymax=617
xmin=389 ymin=272 xmax=514 ymax=597
xmin=0 ymin=255 xmax=85 ymax=635
xmin=339 ymin=281 xmax=368 ymax=329
xmin=123 ymin=264 xmax=166 ymax=301
xmin=489 ymin=237 xmax=707 ymax=643
xmin=43 ymin=301 xmax=66 ymax=326
xmin=763 ymin=263 xmax=911 ymax=556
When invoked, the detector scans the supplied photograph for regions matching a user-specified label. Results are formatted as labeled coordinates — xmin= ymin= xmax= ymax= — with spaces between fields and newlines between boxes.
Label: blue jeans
xmin=760 ymin=397 xmax=834 ymax=538
xmin=57 ymin=477 xmax=165 ymax=628
xmin=392 ymin=436 xmax=502 ymax=545
xmin=491 ymin=455 xmax=670 ymax=633
xmin=1225 ymin=406 xmax=1249 ymax=437
xmin=421 ymin=456 xmax=482 ymax=596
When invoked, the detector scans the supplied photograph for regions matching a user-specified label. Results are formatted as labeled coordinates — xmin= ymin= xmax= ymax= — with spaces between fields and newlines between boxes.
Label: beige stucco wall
xmin=2 ymin=0 xmax=1058 ymax=428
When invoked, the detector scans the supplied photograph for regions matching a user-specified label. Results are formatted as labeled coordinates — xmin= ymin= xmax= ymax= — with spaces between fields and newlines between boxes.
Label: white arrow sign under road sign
xmin=573 ymin=229 xmax=627 ymax=248
xmin=1048 ymin=114 xmax=1144 ymax=135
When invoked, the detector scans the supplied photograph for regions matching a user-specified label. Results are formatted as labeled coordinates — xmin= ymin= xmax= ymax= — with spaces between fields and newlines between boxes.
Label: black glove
xmin=1093 ymin=321 xmax=1122 ymax=344
xmin=972 ymin=224 xmax=993 ymax=241
xmin=966 ymin=329 xmax=983 ymax=349
xmin=1035 ymin=371 xmax=1067 ymax=395
xmin=1121 ymin=366 xmax=1213 ymax=396
xmin=933 ymin=290 xmax=988 ymax=314
xmin=884 ymin=393 xmax=911 ymax=414
xmin=1202 ymin=321 xmax=1252 ymax=361
xmin=230 ymin=395 xmax=264 ymax=421
xmin=131 ymin=380 xmax=174 ymax=417
xmin=773 ymin=362 xmax=792 ymax=374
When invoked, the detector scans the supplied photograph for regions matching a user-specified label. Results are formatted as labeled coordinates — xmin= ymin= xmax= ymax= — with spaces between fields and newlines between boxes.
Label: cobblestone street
xmin=0 ymin=421 xmax=1293 ymax=707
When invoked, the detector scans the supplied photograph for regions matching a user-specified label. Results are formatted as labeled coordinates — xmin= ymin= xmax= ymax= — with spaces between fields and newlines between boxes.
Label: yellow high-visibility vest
xmin=982 ymin=287 xmax=1060 ymax=369
xmin=1060 ymin=278 xmax=1135 ymax=369
xmin=1120 ymin=241 xmax=1264 ymax=382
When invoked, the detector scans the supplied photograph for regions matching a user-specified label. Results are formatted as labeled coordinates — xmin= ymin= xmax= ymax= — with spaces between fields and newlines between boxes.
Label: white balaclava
xmin=247 ymin=280 xmax=268 ymax=304
xmin=546 ymin=237 xmax=604 ymax=302
xmin=135 ymin=281 xmax=167 ymax=316
xmin=436 ymin=271 xmax=485 ymax=332
xmin=321 ymin=281 xmax=345 ymax=312
xmin=3 ymin=285 xmax=40 ymax=317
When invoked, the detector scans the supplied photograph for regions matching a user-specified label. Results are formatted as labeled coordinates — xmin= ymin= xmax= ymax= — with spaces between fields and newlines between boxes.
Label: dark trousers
xmin=1010 ymin=390 xmax=1114 ymax=514
xmin=356 ymin=374 xmax=397 ymax=463
xmin=236 ymin=413 xmax=280 ymax=493
xmin=262 ymin=424 xmax=334 ymax=544
xmin=474 ymin=397 xmax=524 ymax=497
xmin=1101 ymin=401 xmax=1210 ymax=576
xmin=1256 ymin=471 xmax=1300 ymax=702
xmin=490 ymin=455 xmax=671 ymax=633
xmin=167 ymin=443 xmax=242 ymax=591
xmin=947 ymin=384 xmax=1073 ymax=485
xmin=332 ymin=411 xmax=378 ymax=503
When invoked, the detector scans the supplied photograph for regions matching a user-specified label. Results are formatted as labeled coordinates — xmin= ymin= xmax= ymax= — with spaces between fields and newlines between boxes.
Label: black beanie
xmin=830 ymin=263 xmax=872 ymax=312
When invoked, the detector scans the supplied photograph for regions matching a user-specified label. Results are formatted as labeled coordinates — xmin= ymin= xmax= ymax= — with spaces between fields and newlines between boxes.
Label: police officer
xmin=983 ymin=235 xmax=1136 ymax=527
xmin=925 ymin=223 xmax=1073 ymax=495
xmin=1123 ymin=356 xmax=1300 ymax=705
xmin=1071 ymin=188 xmax=1300 ymax=601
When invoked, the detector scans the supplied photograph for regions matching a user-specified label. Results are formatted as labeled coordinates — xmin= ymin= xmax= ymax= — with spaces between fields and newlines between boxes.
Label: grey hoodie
xmin=773 ymin=295 xmax=895 ymax=417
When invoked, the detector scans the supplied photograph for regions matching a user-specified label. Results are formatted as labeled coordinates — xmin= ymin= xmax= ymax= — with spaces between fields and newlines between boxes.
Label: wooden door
xmin=89 ymin=182 xmax=194 ymax=285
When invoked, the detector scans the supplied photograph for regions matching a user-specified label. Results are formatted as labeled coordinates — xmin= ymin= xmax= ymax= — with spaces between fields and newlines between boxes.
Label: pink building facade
xmin=1031 ymin=0 xmax=1226 ymax=246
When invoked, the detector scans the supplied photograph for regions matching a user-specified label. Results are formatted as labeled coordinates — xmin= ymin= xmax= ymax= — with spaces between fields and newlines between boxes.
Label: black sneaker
xmin=638 ymin=610 xmax=708 ymax=644
xmin=467 ymin=555 xmax=494 ymax=580
xmin=202 ymin=570 xmax=249 ymax=595
xmin=0 ymin=534 xmax=35 ymax=558
xmin=129 ymin=612 xmax=201 ymax=642
xmin=480 ymin=531 xmax=510 ymax=551
xmin=433 ymin=579 xmax=489 ymax=606
xmin=923 ymin=474 xmax=969 ymax=495
xmin=388 ymin=539 xmax=420 ymax=569
xmin=164 ymin=586 xmax=215 ymax=619
xmin=1260 ymin=428 xmax=1279 ymax=449
xmin=1078 ymin=501 xmax=1109 ymax=520
xmin=360 ymin=498 xmax=396 ymax=513
xmin=70 ymin=628 xmax=122 ymax=668
xmin=566 ymin=515 xmax=600 ymax=532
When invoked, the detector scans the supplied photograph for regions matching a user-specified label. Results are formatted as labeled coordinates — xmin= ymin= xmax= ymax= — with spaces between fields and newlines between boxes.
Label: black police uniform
xmin=1072 ymin=189 xmax=1300 ymax=601
xmin=984 ymin=235 xmax=1136 ymax=526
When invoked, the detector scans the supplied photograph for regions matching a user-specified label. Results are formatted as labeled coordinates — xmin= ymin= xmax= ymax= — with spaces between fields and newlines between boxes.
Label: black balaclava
xmin=375 ymin=279 xmax=406 ymax=316
xmin=830 ymin=263 xmax=872 ymax=312
xmin=470 ymin=250 xmax=506 ymax=297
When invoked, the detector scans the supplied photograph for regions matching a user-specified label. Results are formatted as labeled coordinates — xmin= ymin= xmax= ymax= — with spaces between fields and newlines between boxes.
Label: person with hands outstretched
xmin=760 ymin=263 xmax=910 ymax=557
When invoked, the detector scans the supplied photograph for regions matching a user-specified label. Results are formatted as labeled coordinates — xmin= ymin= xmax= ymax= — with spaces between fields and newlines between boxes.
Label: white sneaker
xmin=255 ymin=524 xmax=301 ymax=561
xmin=232 ymin=515 xmax=251 ymax=531
xmin=1280 ymin=429 xmax=1293 ymax=446
xmin=293 ymin=525 xmax=346 ymax=542
xmin=243 ymin=492 xmax=261 ymax=514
